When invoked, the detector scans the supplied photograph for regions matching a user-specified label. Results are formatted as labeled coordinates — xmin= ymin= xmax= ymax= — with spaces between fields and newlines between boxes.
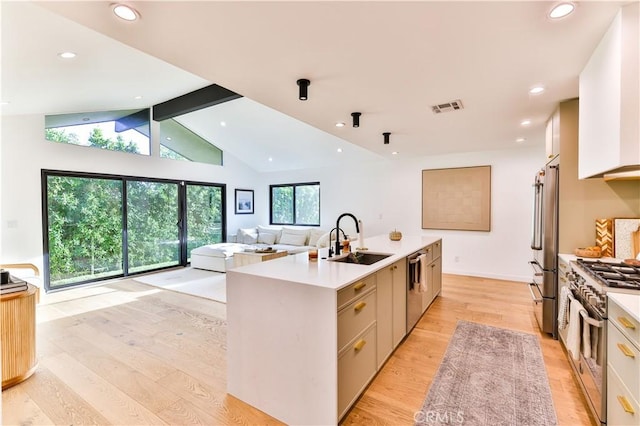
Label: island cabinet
xmin=337 ymin=276 xmax=377 ymax=419
xmin=375 ymin=259 xmax=407 ymax=369
xmin=226 ymin=234 xmax=443 ymax=425
xmin=421 ymin=240 xmax=442 ymax=312
xmin=607 ymin=294 xmax=640 ymax=426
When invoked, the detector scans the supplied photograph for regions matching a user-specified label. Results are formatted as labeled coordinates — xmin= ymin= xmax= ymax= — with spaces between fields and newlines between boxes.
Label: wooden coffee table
xmin=233 ymin=250 xmax=288 ymax=268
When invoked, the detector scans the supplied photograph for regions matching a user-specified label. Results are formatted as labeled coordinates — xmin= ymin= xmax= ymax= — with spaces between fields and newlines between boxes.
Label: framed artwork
xmin=235 ymin=189 xmax=254 ymax=215
xmin=422 ymin=165 xmax=491 ymax=231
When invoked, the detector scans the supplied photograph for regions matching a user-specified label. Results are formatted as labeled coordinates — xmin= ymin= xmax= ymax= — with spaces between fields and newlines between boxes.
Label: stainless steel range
xmin=559 ymin=258 xmax=640 ymax=426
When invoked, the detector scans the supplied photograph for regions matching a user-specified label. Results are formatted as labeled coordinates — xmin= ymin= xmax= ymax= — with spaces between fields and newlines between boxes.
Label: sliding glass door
xmin=46 ymin=175 xmax=124 ymax=288
xmin=43 ymin=171 xmax=225 ymax=291
xmin=127 ymin=180 xmax=181 ymax=273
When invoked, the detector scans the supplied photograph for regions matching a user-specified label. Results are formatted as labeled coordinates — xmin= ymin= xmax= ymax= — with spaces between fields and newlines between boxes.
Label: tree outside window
xmin=270 ymin=182 xmax=320 ymax=226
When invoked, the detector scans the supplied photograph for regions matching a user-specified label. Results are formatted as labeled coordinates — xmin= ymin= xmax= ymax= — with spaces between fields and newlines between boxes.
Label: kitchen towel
xmin=418 ymin=253 xmax=428 ymax=293
xmin=557 ymin=286 xmax=570 ymax=330
xmin=566 ymin=298 xmax=584 ymax=361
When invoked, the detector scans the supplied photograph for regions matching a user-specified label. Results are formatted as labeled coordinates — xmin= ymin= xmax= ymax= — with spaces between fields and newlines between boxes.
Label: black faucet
xmin=335 ymin=213 xmax=360 ymax=256
xmin=328 ymin=227 xmax=347 ymax=258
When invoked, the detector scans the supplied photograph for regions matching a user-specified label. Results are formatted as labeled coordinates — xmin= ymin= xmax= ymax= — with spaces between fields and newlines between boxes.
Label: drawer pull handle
xmin=619 ymin=317 xmax=636 ymax=330
xmin=617 ymin=343 xmax=636 ymax=358
xmin=354 ymin=301 xmax=366 ymax=312
xmin=354 ymin=282 xmax=366 ymax=291
xmin=353 ymin=339 xmax=366 ymax=351
xmin=617 ymin=395 xmax=635 ymax=414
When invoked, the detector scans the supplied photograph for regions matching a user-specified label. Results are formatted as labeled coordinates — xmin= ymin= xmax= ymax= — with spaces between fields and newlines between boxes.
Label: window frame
xmin=41 ymin=169 xmax=226 ymax=291
xmin=269 ymin=181 xmax=320 ymax=226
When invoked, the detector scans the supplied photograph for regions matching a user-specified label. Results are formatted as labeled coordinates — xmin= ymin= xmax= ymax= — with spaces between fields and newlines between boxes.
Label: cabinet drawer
xmin=609 ymin=322 xmax=640 ymax=402
xmin=607 ymin=365 xmax=640 ymax=426
xmin=338 ymin=324 xmax=377 ymax=420
xmin=609 ymin=298 xmax=640 ymax=349
xmin=338 ymin=290 xmax=376 ymax=351
xmin=338 ymin=275 xmax=376 ymax=310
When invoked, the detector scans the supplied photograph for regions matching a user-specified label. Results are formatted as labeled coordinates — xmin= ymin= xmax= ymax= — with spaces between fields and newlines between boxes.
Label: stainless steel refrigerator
xmin=529 ymin=156 xmax=559 ymax=339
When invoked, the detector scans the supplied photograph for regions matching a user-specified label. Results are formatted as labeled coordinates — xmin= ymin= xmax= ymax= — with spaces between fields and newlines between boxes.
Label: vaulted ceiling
xmin=1 ymin=1 xmax=630 ymax=171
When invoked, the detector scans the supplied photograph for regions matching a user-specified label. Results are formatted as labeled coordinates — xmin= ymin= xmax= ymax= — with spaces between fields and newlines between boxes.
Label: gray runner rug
xmin=415 ymin=321 xmax=557 ymax=426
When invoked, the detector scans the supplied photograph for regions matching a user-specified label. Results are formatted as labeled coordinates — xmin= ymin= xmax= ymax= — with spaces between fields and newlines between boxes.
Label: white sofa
xmin=191 ymin=226 xmax=329 ymax=273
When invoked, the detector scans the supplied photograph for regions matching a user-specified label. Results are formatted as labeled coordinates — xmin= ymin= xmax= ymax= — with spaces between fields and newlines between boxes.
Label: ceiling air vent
xmin=431 ymin=99 xmax=464 ymax=114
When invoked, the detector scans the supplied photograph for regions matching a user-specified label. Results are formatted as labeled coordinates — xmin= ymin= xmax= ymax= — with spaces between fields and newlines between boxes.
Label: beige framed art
xmin=422 ymin=165 xmax=491 ymax=231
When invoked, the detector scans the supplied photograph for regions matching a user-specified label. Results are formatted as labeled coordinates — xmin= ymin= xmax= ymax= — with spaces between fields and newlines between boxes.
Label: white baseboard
xmin=442 ymin=269 xmax=530 ymax=284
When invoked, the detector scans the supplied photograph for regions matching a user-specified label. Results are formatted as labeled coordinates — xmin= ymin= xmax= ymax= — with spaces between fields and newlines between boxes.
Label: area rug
xmin=133 ymin=267 xmax=226 ymax=303
xmin=415 ymin=321 xmax=557 ymax=426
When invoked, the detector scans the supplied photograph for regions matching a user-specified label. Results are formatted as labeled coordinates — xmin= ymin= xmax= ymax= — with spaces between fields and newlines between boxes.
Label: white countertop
xmin=608 ymin=292 xmax=640 ymax=323
xmin=226 ymin=234 xmax=441 ymax=291
xmin=559 ymin=253 xmax=621 ymax=263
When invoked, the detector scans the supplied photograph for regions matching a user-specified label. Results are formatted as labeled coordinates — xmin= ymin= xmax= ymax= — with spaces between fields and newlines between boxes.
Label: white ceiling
xmin=1 ymin=1 xmax=631 ymax=172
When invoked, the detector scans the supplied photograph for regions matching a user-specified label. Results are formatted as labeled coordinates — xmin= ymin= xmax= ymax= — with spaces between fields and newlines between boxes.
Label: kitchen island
xmin=226 ymin=234 xmax=441 ymax=425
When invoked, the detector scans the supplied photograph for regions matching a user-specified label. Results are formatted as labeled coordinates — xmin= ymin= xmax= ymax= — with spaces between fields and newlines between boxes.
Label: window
xmin=45 ymin=109 xmax=151 ymax=155
xmin=270 ymin=182 xmax=320 ymax=226
xmin=159 ymin=118 xmax=223 ymax=165
xmin=43 ymin=170 xmax=225 ymax=290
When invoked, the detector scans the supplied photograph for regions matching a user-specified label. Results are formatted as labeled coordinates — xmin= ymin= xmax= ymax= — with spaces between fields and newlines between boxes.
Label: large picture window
xmin=43 ymin=170 xmax=225 ymax=290
xmin=270 ymin=182 xmax=320 ymax=226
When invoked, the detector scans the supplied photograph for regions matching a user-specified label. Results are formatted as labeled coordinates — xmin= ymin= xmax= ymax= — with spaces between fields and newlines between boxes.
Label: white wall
xmin=1 ymin=113 xmax=543 ymax=284
xmin=263 ymin=145 xmax=544 ymax=282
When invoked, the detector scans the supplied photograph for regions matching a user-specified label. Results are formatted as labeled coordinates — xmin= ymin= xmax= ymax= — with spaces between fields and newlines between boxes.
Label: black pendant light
xmin=351 ymin=112 xmax=361 ymax=128
xmin=383 ymin=132 xmax=391 ymax=144
xmin=297 ymin=79 xmax=310 ymax=101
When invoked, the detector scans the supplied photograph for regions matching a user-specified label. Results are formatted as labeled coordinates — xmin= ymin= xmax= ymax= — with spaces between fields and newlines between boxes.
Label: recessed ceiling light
xmin=82 ymin=117 xmax=90 ymax=122
xmin=549 ymin=2 xmax=575 ymax=19
xmin=268 ymin=157 xmax=273 ymax=162
xmin=529 ymin=86 xmax=545 ymax=95
xmin=220 ymin=121 xmax=226 ymax=127
xmin=335 ymin=122 xmax=345 ymax=128
xmin=133 ymin=95 xmax=142 ymax=100
xmin=166 ymin=137 xmax=172 ymax=141
xmin=520 ymin=119 xmax=532 ymax=126
xmin=58 ymin=52 xmax=76 ymax=59
xmin=337 ymin=148 xmax=343 ymax=153
xmin=516 ymin=137 xmax=526 ymax=143
xmin=392 ymin=151 xmax=399 ymax=155
xmin=113 ymin=4 xmax=139 ymax=21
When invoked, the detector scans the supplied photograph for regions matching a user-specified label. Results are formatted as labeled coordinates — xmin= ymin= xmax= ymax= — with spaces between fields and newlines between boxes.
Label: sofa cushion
xmin=238 ymin=227 xmax=258 ymax=244
xmin=279 ymin=231 xmax=307 ymax=246
xmin=258 ymin=225 xmax=282 ymax=243
xmin=192 ymin=243 xmax=253 ymax=258
xmin=307 ymin=228 xmax=325 ymax=246
xmin=257 ymin=232 xmax=277 ymax=245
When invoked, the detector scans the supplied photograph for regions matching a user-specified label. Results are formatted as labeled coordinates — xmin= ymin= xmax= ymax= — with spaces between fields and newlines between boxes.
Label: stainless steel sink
xmin=328 ymin=252 xmax=393 ymax=265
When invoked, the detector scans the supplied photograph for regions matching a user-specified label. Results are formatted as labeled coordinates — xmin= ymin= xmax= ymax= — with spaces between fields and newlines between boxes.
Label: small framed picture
xmin=235 ymin=189 xmax=254 ymax=214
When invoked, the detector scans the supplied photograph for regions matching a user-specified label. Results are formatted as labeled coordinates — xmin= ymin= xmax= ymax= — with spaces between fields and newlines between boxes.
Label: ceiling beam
xmin=152 ymin=84 xmax=242 ymax=121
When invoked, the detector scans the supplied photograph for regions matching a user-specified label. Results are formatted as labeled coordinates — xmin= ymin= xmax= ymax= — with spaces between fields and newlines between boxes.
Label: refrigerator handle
xmin=531 ymin=180 xmax=543 ymax=250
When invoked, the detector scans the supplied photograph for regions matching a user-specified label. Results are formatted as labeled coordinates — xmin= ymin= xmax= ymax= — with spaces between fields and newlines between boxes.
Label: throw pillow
xmin=257 ymin=232 xmax=276 ymax=245
xmin=279 ymin=231 xmax=307 ymax=246
xmin=258 ymin=225 xmax=282 ymax=243
xmin=238 ymin=228 xmax=258 ymax=244
xmin=307 ymin=228 xmax=325 ymax=246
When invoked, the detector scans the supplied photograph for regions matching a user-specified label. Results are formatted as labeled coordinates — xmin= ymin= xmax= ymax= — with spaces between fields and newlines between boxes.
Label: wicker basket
xmin=389 ymin=230 xmax=402 ymax=241
xmin=574 ymin=247 xmax=602 ymax=258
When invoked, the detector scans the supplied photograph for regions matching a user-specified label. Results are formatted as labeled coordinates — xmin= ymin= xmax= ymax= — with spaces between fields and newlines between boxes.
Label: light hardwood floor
xmin=1 ymin=274 xmax=594 ymax=425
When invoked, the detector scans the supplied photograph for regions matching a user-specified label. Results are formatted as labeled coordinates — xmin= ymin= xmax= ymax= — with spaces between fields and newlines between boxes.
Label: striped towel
xmin=557 ymin=286 xmax=570 ymax=330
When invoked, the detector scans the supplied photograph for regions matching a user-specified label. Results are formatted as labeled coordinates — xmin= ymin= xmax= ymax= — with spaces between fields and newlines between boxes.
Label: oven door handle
xmin=528 ymin=283 xmax=543 ymax=303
